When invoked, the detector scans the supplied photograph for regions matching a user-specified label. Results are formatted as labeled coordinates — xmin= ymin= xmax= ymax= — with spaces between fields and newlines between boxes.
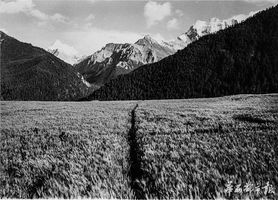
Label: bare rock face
xmin=75 ymin=35 xmax=177 ymax=86
xmin=75 ymin=11 xmax=258 ymax=87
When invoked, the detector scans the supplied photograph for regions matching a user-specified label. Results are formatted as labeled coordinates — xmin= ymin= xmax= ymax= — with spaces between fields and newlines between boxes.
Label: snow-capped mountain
xmin=177 ymin=10 xmax=258 ymax=45
xmin=48 ymin=40 xmax=84 ymax=65
xmin=75 ymin=35 xmax=177 ymax=85
xmin=75 ymin=10 xmax=259 ymax=87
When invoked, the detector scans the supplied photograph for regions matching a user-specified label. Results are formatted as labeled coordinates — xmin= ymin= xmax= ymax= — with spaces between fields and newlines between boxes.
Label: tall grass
xmin=1 ymin=94 xmax=277 ymax=199
xmin=134 ymin=94 xmax=278 ymax=199
xmin=0 ymin=101 xmax=136 ymax=198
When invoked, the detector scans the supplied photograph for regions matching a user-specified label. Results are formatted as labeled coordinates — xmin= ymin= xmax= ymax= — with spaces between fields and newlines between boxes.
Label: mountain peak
xmin=84 ymin=5 xmax=278 ymax=101
xmin=135 ymin=35 xmax=159 ymax=46
xmin=178 ymin=10 xmax=258 ymax=44
xmin=143 ymin=34 xmax=153 ymax=40
xmin=48 ymin=40 xmax=81 ymax=65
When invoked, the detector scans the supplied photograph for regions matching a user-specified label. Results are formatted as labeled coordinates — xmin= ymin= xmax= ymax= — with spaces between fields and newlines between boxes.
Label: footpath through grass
xmin=1 ymin=94 xmax=277 ymax=199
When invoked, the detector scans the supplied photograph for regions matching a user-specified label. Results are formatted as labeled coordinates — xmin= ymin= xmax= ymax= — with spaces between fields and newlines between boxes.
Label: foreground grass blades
xmin=1 ymin=94 xmax=277 ymax=199
xmin=0 ymin=101 xmax=136 ymax=198
xmin=135 ymin=94 xmax=278 ymax=199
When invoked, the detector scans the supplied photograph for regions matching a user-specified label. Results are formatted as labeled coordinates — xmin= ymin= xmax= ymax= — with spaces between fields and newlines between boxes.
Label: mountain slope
xmin=76 ymin=11 xmax=256 ymax=88
xmin=177 ymin=10 xmax=257 ymax=45
xmin=0 ymin=32 xmax=88 ymax=101
xmin=75 ymin=35 xmax=177 ymax=86
xmin=83 ymin=6 xmax=278 ymax=101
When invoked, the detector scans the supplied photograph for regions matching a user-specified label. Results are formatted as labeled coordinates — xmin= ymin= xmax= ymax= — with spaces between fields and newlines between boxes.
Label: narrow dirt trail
xmin=127 ymin=103 xmax=146 ymax=199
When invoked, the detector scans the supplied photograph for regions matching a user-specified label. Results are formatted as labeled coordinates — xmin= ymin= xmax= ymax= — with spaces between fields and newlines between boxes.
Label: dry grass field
xmin=135 ymin=94 xmax=278 ymax=199
xmin=0 ymin=101 xmax=136 ymax=198
xmin=1 ymin=94 xmax=277 ymax=199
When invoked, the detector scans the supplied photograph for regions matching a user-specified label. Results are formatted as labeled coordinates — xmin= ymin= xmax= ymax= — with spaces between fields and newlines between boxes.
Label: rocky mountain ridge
xmin=83 ymin=6 xmax=278 ymax=100
xmin=75 ymin=11 xmax=257 ymax=86
xmin=177 ymin=10 xmax=258 ymax=44
xmin=75 ymin=35 xmax=178 ymax=85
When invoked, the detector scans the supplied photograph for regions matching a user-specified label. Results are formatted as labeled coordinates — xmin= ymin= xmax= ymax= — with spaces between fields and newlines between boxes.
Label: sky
xmin=0 ymin=0 xmax=277 ymax=57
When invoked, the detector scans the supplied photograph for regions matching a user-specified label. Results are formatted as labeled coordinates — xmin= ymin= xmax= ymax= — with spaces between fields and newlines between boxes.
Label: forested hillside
xmin=0 ymin=32 xmax=88 ymax=101
xmin=84 ymin=5 xmax=278 ymax=101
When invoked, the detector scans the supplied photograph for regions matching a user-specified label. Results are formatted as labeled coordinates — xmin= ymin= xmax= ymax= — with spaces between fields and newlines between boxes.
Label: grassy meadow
xmin=135 ymin=94 xmax=278 ymax=199
xmin=0 ymin=101 xmax=136 ymax=198
xmin=0 ymin=94 xmax=277 ymax=199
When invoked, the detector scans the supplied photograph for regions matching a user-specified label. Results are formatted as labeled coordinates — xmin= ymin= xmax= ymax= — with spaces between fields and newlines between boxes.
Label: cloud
xmin=29 ymin=9 xmax=48 ymax=21
xmin=0 ymin=0 xmax=33 ymax=14
xmin=0 ymin=0 xmax=68 ymax=23
xmin=144 ymin=1 xmax=172 ymax=28
xmin=175 ymin=9 xmax=184 ymax=17
xmin=167 ymin=18 xmax=179 ymax=30
xmin=51 ymin=13 xmax=68 ymax=23
xmin=86 ymin=14 xmax=95 ymax=21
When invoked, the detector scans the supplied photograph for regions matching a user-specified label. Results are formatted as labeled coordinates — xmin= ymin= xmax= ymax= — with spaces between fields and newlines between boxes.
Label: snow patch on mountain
xmin=178 ymin=10 xmax=259 ymax=44
xmin=77 ymin=72 xmax=91 ymax=87
xmin=75 ymin=9 xmax=259 ymax=86
xmin=48 ymin=40 xmax=83 ymax=65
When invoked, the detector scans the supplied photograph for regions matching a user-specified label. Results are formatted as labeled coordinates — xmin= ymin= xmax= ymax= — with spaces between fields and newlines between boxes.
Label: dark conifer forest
xmin=83 ymin=5 xmax=278 ymax=101
xmin=0 ymin=32 xmax=88 ymax=101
